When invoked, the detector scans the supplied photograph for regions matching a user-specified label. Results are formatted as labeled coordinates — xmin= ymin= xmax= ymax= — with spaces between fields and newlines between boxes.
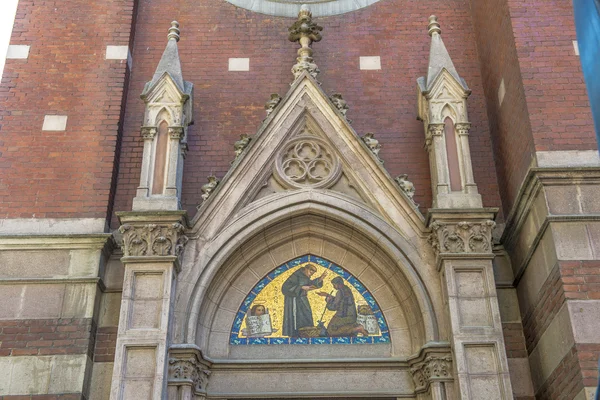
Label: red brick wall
xmin=502 ymin=322 xmax=528 ymax=359
xmin=93 ymin=326 xmax=117 ymax=362
xmin=110 ymin=0 xmax=503 ymax=225
xmin=470 ymin=0 xmax=595 ymax=216
xmin=519 ymin=260 xmax=600 ymax=397
xmin=0 ymin=318 xmax=94 ymax=357
xmin=0 ymin=0 xmax=137 ymax=219
xmin=507 ymin=0 xmax=595 ymax=152
xmin=469 ymin=0 xmax=536 ymax=216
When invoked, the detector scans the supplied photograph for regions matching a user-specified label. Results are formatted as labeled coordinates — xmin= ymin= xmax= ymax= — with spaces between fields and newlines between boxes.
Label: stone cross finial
xmin=168 ymin=21 xmax=181 ymax=42
xmin=288 ymin=5 xmax=323 ymax=80
xmin=428 ymin=15 xmax=441 ymax=37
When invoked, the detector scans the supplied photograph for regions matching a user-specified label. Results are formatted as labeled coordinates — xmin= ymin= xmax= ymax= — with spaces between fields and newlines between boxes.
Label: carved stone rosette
xmin=119 ymin=222 xmax=188 ymax=260
xmin=168 ymin=347 xmax=211 ymax=398
xmin=429 ymin=220 xmax=496 ymax=255
xmin=410 ymin=355 xmax=453 ymax=393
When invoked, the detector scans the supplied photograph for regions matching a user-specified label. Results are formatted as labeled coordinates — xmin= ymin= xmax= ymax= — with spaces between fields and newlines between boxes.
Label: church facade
xmin=0 ymin=1 xmax=598 ymax=399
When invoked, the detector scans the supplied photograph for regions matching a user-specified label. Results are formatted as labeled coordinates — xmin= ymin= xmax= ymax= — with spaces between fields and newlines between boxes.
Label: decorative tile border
xmin=230 ymin=254 xmax=391 ymax=345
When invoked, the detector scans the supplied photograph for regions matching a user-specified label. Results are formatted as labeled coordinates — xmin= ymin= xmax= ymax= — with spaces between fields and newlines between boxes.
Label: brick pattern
xmin=536 ymin=343 xmax=600 ymax=400
xmin=469 ymin=0 xmax=535 ymax=216
xmin=94 ymin=326 xmax=117 ymax=362
xmin=502 ymin=322 xmax=528 ymax=358
xmin=110 ymin=0 xmax=503 ymax=226
xmin=507 ymin=0 xmax=596 ymax=152
xmin=559 ymin=260 xmax=600 ymax=300
xmin=522 ymin=263 xmax=565 ymax=353
xmin=469 ymin=0 xmax=595 ymax=216
xmin=0 ymin=318 xmax=94 ymax=357
xmin=0 ymin=0 xmax=137 ymax=219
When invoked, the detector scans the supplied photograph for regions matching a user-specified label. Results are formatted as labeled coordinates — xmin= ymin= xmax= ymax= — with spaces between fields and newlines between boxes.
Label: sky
xmin=0 ymin=0 xmax=19 ymax=78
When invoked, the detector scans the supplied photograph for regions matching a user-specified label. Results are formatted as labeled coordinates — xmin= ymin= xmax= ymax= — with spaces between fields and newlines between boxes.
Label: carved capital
xmin=455 ymin=122 xmax=471 ymax=136
xmin=410 ymin=355 xmax=453 ymax=393
xmin=425 ymin=123 xmax=444 ymax=149
xmin=141 ymin=126 xmax=157 ymax=140
xmin=168 ymin=126 xmax=185 ymax=140
xmin=429 ymin=219 xmax=496 ymax=255
xmin=118 ymin=222 xmax=188 ymax=260
xmin=168 ymin=353 xmax=211 ymax=394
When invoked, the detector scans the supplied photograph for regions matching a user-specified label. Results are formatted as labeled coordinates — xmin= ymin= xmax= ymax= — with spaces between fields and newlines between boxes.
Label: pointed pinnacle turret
xmin=288 ymin=5 xmax=323 ymax=81
xmin=424 ymin=15 xmax=467 ymax=91
xmin=144 ymin=21 xmax=185 ymax=94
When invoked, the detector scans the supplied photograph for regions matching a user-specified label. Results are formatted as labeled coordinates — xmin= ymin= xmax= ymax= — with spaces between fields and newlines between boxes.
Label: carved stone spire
xmin=424 ymin=15 xmax=466 ymax=91
xmin=288 ymin=5 xmax=323 ymax=80
xmin=144 ymin=21 xmax=186 ymax=93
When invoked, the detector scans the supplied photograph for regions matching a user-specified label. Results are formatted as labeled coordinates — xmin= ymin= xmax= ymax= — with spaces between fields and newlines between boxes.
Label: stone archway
xmin=169 ymin=190 xmax=453 ymax=399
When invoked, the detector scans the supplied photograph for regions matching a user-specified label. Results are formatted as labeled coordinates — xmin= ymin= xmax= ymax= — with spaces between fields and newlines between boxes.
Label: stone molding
xmin=168 ymin=346 xmax=211 ymax=396
xmin=429 ymin=219 xmax=496 ymax=255
xmin=501 ymin=167 xmax=600 ymax=249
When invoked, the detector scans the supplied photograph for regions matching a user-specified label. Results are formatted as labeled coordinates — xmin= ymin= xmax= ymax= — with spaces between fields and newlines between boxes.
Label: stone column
xmin=429 ymin=209 xmax=514 ymax=399
xmin=136 ymin=127 xmax=158 ymax=199
xmin=165 ymin=126 xmax=185 ymax=198
xmin=110 ymin=211 xmax=188 ymax=400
